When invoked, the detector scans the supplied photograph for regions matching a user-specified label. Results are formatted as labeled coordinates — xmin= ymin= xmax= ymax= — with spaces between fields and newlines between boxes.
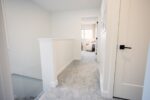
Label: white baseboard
xmin=43 ymin=79 xmax=58 ymax=92
xmin=36 ymin=80 xmax=58 ymax=100
xmin=100 ymin=81 xmax=113 ymax=99
xmin=99 ymin=69 xmax=113 ymax=99
xmin=49 ymin=80 xmax=58 ymax=88
xmin=57 ymin=59 xmax=74 ymax=76
xmin=101 ymin=90 xmax=110 ymax=98
xmin=38 ymin=59 xmax=74 ymax=100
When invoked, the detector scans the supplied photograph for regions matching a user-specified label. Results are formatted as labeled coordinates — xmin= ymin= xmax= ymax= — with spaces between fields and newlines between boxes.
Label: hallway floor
xmin=40 ymin=51 xmax=121 ymax=100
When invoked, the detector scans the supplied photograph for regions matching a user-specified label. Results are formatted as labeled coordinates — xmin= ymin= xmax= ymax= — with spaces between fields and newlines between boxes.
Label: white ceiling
xmin=81 ymin=17 xmax=98 ymax=24
xmin=32 ymin=0 xmax=101 ymax=12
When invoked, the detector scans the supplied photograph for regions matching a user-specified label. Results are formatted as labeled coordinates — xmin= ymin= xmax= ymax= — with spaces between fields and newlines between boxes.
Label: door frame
xmin=106 ymin=0 xmax=121 ymax=97
xmin=107 ymin=0 xmax=121 ymax=98
xmin=0 ymin=0 xmax=14 ymax=99
xmin=99 ymin=0 xmax=122 ymax=98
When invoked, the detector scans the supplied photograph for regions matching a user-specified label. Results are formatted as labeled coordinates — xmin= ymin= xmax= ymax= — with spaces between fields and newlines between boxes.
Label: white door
xmin=114 ymin=0 xmax=150 ymax=99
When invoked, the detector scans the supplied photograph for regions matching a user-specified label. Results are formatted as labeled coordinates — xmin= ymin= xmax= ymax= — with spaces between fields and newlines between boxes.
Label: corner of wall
xmin=56 ymin=58 xmax=74 ymax=76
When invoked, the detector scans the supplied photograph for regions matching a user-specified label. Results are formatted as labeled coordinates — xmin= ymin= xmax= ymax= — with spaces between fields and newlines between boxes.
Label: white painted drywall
xmin=51 ymin=9 xmax=100 ymax=60
xmin=53 ymin=39 xmax=74 ymax=75
xmin=0 ymin=0 xmax=14 ymax=99
xmin=142 ymin=44 xmax=150 ymax=100
xmin=32 ymin=0 xmax=101 ymax=12
xmin=12 ymin=74 xmax=42 ymax=99
xmin=5 ymin=0 xmax=52 ymax=79
xmin=39 ymin=38 xmax=74 ymax=91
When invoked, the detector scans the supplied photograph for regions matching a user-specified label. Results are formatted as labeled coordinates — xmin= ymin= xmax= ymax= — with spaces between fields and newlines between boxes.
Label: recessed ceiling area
xmin=32 ymin=0 xmax=101 ymax=12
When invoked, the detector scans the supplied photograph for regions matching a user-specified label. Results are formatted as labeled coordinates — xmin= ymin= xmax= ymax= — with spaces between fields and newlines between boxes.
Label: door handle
xmin=120 ymin=45 xmax=132 ymax=50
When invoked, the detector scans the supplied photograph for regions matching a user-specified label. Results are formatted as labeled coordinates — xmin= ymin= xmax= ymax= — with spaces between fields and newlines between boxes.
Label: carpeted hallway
xmin=39 ymin=51 xmax=120 ymax=100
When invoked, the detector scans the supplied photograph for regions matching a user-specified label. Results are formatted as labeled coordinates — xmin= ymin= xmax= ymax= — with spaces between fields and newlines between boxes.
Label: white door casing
xmin=114 ymin=0 xmax=150 ymax=99
xmin=0 ymin=0 xmax=14 ymax=99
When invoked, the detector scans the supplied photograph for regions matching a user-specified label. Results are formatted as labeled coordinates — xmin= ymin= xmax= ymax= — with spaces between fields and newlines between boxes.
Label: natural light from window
xmin=81 ymin=30 xmax=93 ymax=39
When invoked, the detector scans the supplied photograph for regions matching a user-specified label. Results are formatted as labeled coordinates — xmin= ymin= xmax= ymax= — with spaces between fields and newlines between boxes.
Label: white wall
xmin=12 ymin=74 xmax=42 ymax=99
xmin=0 ymin=0 xmax=14 ymax=99
xmin=5 ymin=0 xmax=100 ymax=79
xmin=142 ymin=44 xmax=150 ymax=100
xmin=4 ymin=0 xmax=100 ymax=98
xmin=53 ymin=39 xmax=74 ymax=75
xmin=39 ymin=38 xmax=74 ymax=90
xmin=5 ymin=0 xmax=52 ymax=79
xmin=51 ymin=9 xmax=100 ymax=60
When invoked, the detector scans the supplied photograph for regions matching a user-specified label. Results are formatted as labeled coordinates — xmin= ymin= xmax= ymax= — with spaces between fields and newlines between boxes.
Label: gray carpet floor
xmin=40 ymin=51 xmax=121 ymax=100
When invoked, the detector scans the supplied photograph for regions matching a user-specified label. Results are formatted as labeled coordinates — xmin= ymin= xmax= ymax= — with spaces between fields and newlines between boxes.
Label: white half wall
xmin=4 ymin=0 xmax=52 ymax=79
xmin=39 ymin=38 xmax=74 ymax=91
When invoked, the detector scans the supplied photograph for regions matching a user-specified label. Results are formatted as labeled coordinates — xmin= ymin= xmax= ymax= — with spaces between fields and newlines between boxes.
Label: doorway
xmin=80 ymin=17 xmax=98 ymax=60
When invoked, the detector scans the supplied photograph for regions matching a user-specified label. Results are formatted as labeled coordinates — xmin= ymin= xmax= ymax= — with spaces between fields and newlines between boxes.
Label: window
xmin=81 ymin=29 xmax=93 ymax=39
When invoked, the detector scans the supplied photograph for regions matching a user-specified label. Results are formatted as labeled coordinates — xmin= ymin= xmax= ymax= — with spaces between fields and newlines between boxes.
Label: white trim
xmin=57 ymin=59 xmax=74 ymax=76
xmin=100 ymin=76 xmax=111 ymax=98
xmin=0 ymin=0 xmax=14 ymax=99
xmin=106 ymin=0 xmax=121 ymax=98
xmin=43 ymin=80 xmax=58 ymax=89
xmin=0 ymin=65 xmax=5 ymax=100
xmin=1 ymin=0 xmax=10 ymax=49
xmin=41 ymin=59 xmax=74 ymax=89
xmin=99 ymin=0 xmax=121 ymax=99
xmin=49 ymin=80 xmax=59 ymax=88
xmin=37 ymin=59 xmax=74 ymax=100
xmin=101 ymin=90 xmax=110 ymax=98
